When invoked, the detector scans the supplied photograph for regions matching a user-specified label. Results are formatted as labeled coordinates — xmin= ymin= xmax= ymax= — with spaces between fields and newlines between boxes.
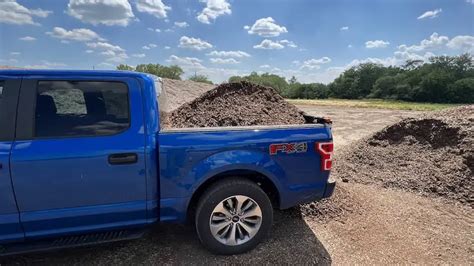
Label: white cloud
xmin=365 ymin=40 xmax=390 ymax=48
xmin=246 ymin=17 xmax=288 ymax=37
xmin=467 ymin=0 xmax=474 ymax=4
xmin=393 ymin=51 xmax=435 ymax=62
xmin=417 ymin=8 xmax=442 ymax=20
xmin=142 ymin=43 xmax=157 ymax=50
xmin=260 ymin=64 xmax=271 ymax=68
xmin=85 ymin=49 xmax=94 ymax=53
xmin=164 ymin=28 xmax=174 ymax=32
xmin=46 ymin=27 xmax=104 ymax=42
xmin=279 ymin=39 xmax=297 ymax=48
xmin=346 ymin=57 xmax=398 ymax=68
xmin=167 ymin=55 xmax=204 ymax=71
xmin=174 ymin=21 xmax=189 ymax=28
xmin=135 ymin=0 xmax=171 ymax=19
xmin=0 ymin=58 xmax=18 ymax=64
xmin=164 ymin=46 xmax=171 ymax=49
xmin=210 ymin=58 xmax=239 ymax=64
xmin=447 ymin=35 xmax=474 ymax=53
xmin=24 ymin=60 xmax=67 ymax=69
xmin=300 ymin=57 xmax=332 ymax=70
xmin=0 ymin=0 xmax=52 ymax=25
xmin=19 ymin=36 xmax=36 ymax=41
xmin=148 ymin=27 xmax=161 ymax=32
xmin=348 ymin=44 xmax=353 ymax=48
xmin=67 ymin=0 xmax=134 ymax=26
xmin=86 ymin=41 xmax=128 ymax=62
xmin=253 ymin=39 xmax=284 ymax=49
xmin=206 ymin=50 xmax=251 ymax=58
xmin=98 ymin=62 xmax=114 ymax=67
xmin=340 ymin=26 xmax=349 ymax=31
xmin=87 ymin=42 xmax=125 ymax=52
xmin=179 ymin=36 xmax=213 ymax=50
xmin=132 ymin=53 xmax=146 ymax=58
xmin=10 ymin=52 xmax=21 ymax=56
xmin=197 ymin=0 xmax=231 ymax=24
xmin=398 ymin=32 xmax=448 ymax=53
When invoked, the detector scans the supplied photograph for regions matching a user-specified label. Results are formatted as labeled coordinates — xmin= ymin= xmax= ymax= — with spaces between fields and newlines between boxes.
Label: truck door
xmin=10 ymin=77 xmax=147 ymax=239
xmin=0 ymin=78 xmax=24 ymax=244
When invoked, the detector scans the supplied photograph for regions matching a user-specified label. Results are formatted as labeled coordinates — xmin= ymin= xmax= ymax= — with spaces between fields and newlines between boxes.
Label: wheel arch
xmin=186 ymin=169 xmax=281 ymax=223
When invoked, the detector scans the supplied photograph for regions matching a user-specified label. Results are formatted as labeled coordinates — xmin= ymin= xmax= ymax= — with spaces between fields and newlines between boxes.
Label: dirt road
xmin=297 ymin=104 xmax=421 ymax=148
xmin=3 ymin=105 xmax=472 ymax=265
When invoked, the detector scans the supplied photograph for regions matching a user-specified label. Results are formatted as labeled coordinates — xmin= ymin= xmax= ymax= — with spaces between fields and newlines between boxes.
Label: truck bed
xmin=157 ymin=123 xmax=333 ymax=222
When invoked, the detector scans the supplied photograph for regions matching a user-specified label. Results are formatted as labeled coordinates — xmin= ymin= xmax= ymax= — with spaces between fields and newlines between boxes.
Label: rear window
xmin=35 ymin=81 xmax=130 ymax=138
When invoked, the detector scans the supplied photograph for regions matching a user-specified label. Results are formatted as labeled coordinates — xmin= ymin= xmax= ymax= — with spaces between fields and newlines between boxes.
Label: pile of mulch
xmin=160 ymin=78 xmax=216 ymax=113
xmin=335 ymin=105 xmax=474 ymax=206
xmin=299 ymin=184 xmax=361 ymax=222
xmin=164 ymin=81 xmax=306 ymax=128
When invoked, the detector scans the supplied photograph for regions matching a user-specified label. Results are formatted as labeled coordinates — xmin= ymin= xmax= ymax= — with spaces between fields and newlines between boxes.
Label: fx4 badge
xmin=269 ymin=142 xmax=308 ymax=155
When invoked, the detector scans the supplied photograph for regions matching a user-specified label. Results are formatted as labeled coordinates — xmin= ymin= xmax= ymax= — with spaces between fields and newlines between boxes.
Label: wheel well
xmin=186 ymin=170 xmax=280 ymax=223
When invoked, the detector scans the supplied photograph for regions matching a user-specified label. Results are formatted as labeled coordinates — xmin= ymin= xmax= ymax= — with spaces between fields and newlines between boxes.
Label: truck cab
xmin=0 ymin=70 xmax=334 ymax=255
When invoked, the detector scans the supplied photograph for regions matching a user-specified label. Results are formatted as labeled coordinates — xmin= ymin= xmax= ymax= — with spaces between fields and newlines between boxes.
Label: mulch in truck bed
xmin=164 ymin=81 xmax=306 ymax=128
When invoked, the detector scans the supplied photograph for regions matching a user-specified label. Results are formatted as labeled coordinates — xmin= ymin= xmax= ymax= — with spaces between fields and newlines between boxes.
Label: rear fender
xmin=189 ymin=149 xmax=286 ymax=199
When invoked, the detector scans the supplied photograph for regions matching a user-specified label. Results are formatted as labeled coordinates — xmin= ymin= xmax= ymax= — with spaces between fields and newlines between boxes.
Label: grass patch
xmin=287 ymin=98 xmax=463 ymax=111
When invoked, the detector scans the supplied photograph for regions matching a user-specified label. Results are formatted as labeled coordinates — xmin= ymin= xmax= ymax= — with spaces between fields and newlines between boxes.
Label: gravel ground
xmin=165 ymin=81 xmax=305 ymax=128
xmin=2 ymin=104 xmax=473 ymax=265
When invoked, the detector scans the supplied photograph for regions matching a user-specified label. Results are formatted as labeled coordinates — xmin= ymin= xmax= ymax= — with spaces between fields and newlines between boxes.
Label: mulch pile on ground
xmin=299 ymin=184 xmax=361 ymax=222
xmin=164 ymin=81 xmax=306 ymax=128
xmin=335 ymin=105 xmax=474 ymax=206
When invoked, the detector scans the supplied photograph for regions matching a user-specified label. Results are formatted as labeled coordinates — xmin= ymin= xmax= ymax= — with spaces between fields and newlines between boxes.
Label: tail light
xmin=315 ymin=142 xmax=334 ymax=171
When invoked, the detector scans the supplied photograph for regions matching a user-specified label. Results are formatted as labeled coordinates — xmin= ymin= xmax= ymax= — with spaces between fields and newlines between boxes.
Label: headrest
xmin=36 ymin=95 xmax=57 ymax=116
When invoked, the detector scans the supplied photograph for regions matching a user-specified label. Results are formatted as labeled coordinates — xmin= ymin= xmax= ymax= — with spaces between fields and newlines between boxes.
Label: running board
xmin=0 ymin=229 xmax=145 ymax=257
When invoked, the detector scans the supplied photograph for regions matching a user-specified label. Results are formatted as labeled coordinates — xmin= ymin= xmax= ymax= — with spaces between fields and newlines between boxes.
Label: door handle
xmin=108 ymin=153 xmax=138 ymax=165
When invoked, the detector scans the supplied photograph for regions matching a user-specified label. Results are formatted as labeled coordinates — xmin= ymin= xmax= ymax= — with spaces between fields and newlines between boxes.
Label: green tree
xmin=328 ymin=54 xmax=473 ymax=103
xmin=116 ymin=64 xmax=134 ymax=71
xmin=134 ymin=64 xmax=184 ymax=80
xmin=228 ymin=72 xmax=289 ymax=94
xmin=447 ymin=78 xmax=474 ymax=103
xmin=288 ymin=76 xmax=297 ymax=85
xmin=288 ymin=83 xmax=329 ymax=99
xmin=188 ymin=74 xmax=213 ymax=84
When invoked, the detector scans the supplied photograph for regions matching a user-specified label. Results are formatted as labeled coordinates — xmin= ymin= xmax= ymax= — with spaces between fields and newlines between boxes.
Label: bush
xmin=447 ymin=78 xmax=474 ymax=103
xmin=287 ymin=83 xmax=329 ymax=99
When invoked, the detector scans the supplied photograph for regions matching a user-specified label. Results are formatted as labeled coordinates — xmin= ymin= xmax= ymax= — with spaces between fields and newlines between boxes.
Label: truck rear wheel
xmin=195 ymin=178 xmax=273 ymax=254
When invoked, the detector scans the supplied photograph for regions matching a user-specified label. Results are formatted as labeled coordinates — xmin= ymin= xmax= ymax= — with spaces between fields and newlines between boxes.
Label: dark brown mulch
xmin=335 ymin=105 xmax=474 ymax=206
xmin=299 ymin=184 xmax=362 ymax=222
xmin=165 ymin=81 xmax=306 ymax=128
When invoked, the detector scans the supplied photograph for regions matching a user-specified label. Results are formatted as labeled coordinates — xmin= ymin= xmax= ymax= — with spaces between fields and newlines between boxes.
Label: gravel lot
xmin=3 ymin=105 xmax=472 ymax=265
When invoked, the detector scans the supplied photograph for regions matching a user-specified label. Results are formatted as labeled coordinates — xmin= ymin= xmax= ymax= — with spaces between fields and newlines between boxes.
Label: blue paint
xmin=0 ymin=70 xmax=334 ymax=250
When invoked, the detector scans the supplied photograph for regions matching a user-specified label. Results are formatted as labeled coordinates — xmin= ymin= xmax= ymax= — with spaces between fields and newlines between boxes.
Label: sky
xmin=0 ymin=0 xmax=473 ymax=83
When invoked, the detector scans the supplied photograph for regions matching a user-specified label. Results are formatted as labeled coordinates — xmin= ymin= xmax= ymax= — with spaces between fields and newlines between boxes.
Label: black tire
xmin=195 ymin=178 xmax=273 ymax=255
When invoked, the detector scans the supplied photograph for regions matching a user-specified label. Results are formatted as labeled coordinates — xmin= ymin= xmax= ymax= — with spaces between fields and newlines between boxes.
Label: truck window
xmin=35 ymin=81 xmax=130 ymax=138
xmin=0 ymin=81 xmax=4 ymax=98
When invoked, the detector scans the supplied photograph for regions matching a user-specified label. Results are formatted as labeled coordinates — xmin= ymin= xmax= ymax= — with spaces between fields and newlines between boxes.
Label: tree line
xmin=117 ymin=53 xmax=473 ymax=104
xmin=117 ymin=63 xmax=213 ymax=84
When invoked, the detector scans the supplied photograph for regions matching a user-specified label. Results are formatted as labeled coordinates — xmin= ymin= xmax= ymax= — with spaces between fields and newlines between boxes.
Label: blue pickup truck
xmin=0 ymin=70 xmax=334 ymax=255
